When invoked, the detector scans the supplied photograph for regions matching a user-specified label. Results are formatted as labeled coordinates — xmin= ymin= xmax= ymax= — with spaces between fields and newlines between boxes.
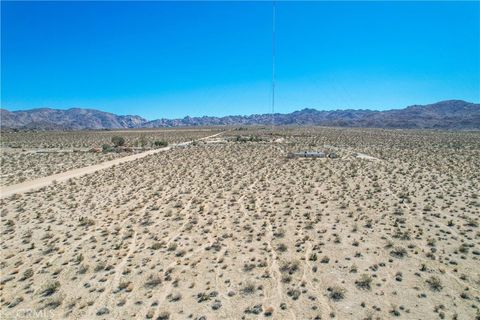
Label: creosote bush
xmin=111 ymin=136 xmax=126 ymax=147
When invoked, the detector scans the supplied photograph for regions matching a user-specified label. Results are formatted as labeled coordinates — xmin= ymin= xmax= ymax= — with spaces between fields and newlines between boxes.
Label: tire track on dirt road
xmin=1 ymin=131 xmax=226 ymax=199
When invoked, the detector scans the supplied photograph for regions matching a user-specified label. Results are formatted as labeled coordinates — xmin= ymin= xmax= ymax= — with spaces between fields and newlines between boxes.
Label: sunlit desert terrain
xmin=1 ymin=127 xmax=479 ymax=320
xmin=0 ymin=129 xmax=222 ymax=186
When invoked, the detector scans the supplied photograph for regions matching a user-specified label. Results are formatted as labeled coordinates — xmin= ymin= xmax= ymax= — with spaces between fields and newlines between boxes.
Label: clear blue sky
xmin=2 ymin=1 xmax=479 ymax=120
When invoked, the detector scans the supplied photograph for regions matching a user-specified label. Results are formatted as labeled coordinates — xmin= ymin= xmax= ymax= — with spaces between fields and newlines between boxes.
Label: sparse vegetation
xmin=328 ymin=286 xmax=346 ymax=301
xmin=355 ymin=274 xmax=373 ymax=290
xmin=1 ymin=127 xmax=478 ymax=319
xmin=154 ymin=140 xmax=168 ymax=147
xmin=426 ymin=276 xmax=443 ymax=292
xmin=111 ymin=136 xmax=126 ymax=147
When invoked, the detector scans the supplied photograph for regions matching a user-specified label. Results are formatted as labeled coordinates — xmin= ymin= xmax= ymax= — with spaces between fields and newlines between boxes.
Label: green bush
xmin=154 ymin=140 xmax=168 ymax=147
xmin=102 ymin=144 xmax=113 ymax=152
xmin=111 ymin=136 xmax=125 ymax=147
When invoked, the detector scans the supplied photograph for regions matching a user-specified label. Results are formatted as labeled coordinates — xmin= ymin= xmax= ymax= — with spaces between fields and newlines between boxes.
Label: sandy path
xmin=0 ymin=131 xmax=225 ymax=199
xmin=355 ymin=152 xmax=381 ymax=161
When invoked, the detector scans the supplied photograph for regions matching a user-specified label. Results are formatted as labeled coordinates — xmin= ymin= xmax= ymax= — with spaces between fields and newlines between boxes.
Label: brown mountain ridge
xmin=1 ymin=100 xmax=478 ymax=130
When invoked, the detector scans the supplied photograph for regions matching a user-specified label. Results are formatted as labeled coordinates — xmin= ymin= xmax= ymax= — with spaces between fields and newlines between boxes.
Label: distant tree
xmin=111 ymin=136 xmax=125 ymax=147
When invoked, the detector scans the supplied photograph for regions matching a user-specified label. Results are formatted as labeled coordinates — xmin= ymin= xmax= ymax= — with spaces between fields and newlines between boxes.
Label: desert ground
xmin=1 ymin=127 xmax=479 ymax=320
xmin=0 ymin=129 xmax=223 ymax=186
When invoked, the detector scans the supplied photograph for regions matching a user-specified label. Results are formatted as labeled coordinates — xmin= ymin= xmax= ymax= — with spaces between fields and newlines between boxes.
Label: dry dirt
xmin=0 ymin=131 xmax=224 ymax=198
xmin=0 ymin=127 xmax=479 ymax=320
xmin=0 ymin=129 xmax=224 ymax=186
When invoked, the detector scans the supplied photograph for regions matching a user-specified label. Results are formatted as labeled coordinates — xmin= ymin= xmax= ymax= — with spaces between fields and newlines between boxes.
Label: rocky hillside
xmin=1 ymin=100 xmax=478 ymax=130
xmin=0 ymin=108 xmax=146 ymax=130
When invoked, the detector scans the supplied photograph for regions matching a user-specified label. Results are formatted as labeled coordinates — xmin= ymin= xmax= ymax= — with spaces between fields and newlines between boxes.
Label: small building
xmin=287 ymin=151 xmax=326 ymax=159
xmin=287 ymin=151 xmax=339 ymax=159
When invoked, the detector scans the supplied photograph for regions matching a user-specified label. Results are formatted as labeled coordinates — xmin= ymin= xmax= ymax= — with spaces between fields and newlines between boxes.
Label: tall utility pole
xmin=271 ymin=1 xmax=276 ymax=131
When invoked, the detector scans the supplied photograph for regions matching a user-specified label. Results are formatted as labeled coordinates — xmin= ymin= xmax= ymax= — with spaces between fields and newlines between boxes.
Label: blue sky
xmin=2 ymin=1 xmax=479 ymax=120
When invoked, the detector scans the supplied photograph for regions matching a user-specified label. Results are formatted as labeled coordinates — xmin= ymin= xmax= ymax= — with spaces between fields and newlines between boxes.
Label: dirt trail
xmin=354 ymin=152 xmax=381 ymax=161
xmin=0 ymin=131 xmax=225 ymax=199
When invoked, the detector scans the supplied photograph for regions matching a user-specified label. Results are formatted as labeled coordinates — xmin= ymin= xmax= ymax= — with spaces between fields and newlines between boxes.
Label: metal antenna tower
xmin=271 ymin=1 xmax=276 ymax=131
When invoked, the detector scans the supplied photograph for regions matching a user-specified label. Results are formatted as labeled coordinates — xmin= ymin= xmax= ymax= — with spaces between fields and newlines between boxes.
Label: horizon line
xmin=1 ymin=99 xmax=478 ymax=121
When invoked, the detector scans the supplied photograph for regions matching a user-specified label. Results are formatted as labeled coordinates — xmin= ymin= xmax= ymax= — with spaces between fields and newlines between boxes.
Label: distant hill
xmin=0 ymin=108 xmax=146 ymax=130
xmin=1 ymin=100 xmax=479 ymax=130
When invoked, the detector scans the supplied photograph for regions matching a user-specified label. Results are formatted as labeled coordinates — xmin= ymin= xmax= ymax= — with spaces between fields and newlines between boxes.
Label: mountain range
xmin=1 ymin=100 xmax=479 ymax=130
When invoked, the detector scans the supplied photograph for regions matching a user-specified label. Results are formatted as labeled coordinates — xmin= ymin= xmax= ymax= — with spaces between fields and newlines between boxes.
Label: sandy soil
xmin=1 ymin=129 xmax=224 ymax=186
xmin=0 ymin=132 xmax=225 ymax=198
xmin=0 ymin=127 xmax=479 ymax=320
xmin=0 ymin=151 xmax=125 ymax=187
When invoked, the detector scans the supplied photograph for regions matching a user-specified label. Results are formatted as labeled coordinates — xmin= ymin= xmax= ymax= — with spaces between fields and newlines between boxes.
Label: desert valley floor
xmin=1 ymin=127 xmax=479 ymax=320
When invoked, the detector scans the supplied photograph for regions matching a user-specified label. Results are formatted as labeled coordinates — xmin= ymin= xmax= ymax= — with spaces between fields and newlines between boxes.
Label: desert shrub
xmin=460 ymin=291 xmax=470 ymax=300
xmin=20 ymin=268 xmax=34 ymax=281
xmin=156 ymin=311 xmax=170 ymax=320
xmin=167 ymin=292 xmax=182 ymax=302
xmin=264 ymin=306 xmax=274 ymax=316
xmin=96 ymin=307 xmax=110 ymax=316
xmin=458 ymin=244 xmax=469 ymax=254
xmin=328 ymin=286 xmax=346 ymax=301
xmin=241 ymin=282 xmax=256 ymax=295
xmin=390 ymin=305 xmax=401 ymax=317
xmin=426 ymin=276 xmax=443 ymax=291
xmin=44 ymin=294 xmax=64 ymax=309
xmin=243 ymin=263 xmax=256 ymax=272
xmin=280 ymin=260 xmax=299 ymax=274
xmin=7 ymin=297 xmax=23 ymax=308
xmin=151 ymin=242 xmax=162 ymax=250
xmin=78 ymin=264 xmax=89 ymax=274
xmin=111 ymin=136 xmax=125 ymax=147
xmin=154 ymin=140 xmax=168 ymax=147
xmin=466 ymin=218 xmax=478 ymax=227
xmin=355 ymin=274 xmax=372 ymax=290
xmin=138 ymin=135 xmax=148 ymax=148
xmin=79 ymin=217 xmax=95 ymax=227
xmin=390 ymin=246 xmax=407 ymax=258
xmin=196 ymin=292 xmax=210 ymax=303
xmin=273 ymin=228 xmax=285 ymax=238
xmin=94 ymin=262 xmax=106 ymax=272
xmin=320 ymin=256 xmax=330 ymax=263
xmin=75 ymin=253 xmax=84 ymax=264
xmin=287 ymin=288 xmax=301 ymax=300
xmin=144 ymin=274 xmax=162 ymax=288
xmin=39 ymin=281 xmax=60 ymax=296
xmin=175 ymin=250 xmax=186 ymax=257
xmin=102 ymin=144 xmax=113 ymax=152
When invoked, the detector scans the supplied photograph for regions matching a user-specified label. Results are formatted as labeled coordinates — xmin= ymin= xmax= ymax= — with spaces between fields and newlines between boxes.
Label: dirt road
xmin=0 ymin=131 xmax=225 ymax=199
